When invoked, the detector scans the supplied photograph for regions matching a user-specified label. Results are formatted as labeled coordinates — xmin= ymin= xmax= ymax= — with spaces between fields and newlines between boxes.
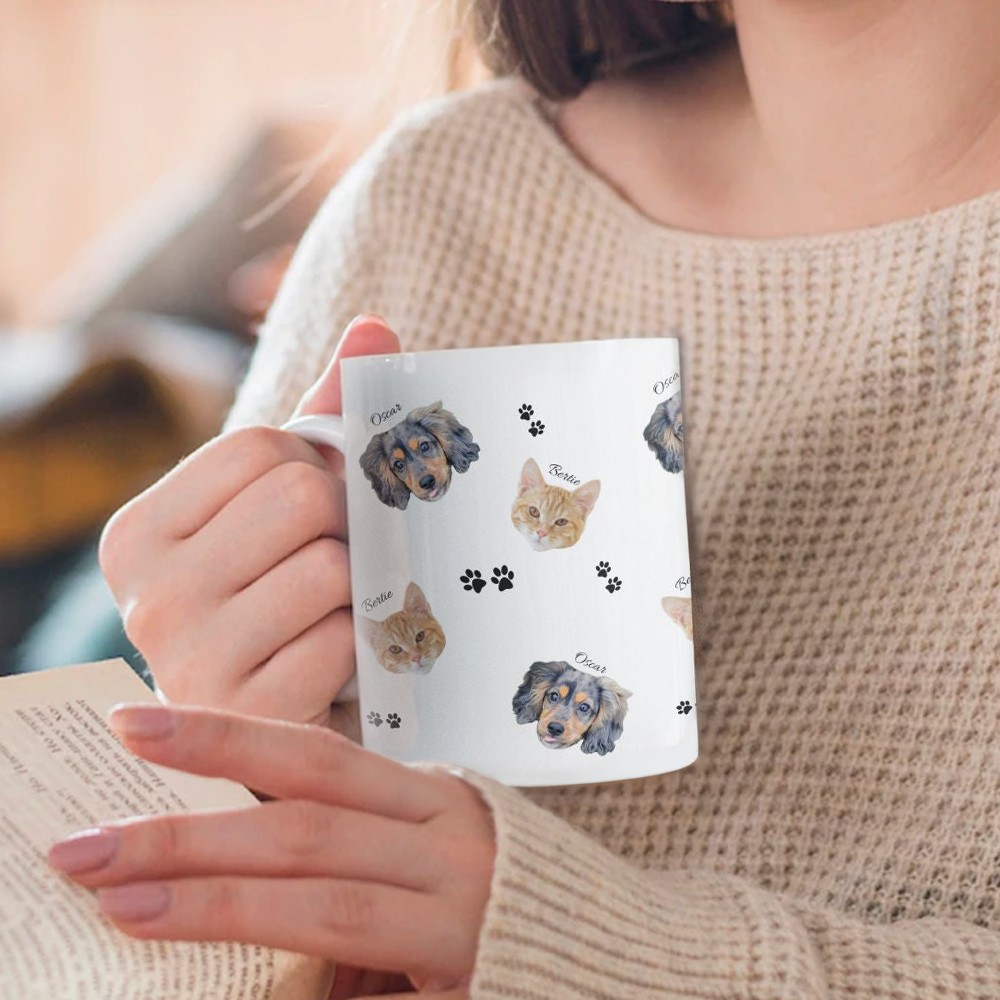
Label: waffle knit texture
xmin=226 ymin=79 xmax=1000 ymax=998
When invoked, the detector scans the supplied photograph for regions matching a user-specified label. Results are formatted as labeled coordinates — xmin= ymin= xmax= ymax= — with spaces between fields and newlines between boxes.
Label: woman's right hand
xmin=99 ymin=315 xmax=400 ymax=733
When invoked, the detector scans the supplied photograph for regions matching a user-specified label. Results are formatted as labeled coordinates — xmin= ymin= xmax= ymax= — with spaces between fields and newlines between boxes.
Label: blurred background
xmin=0 ymin=0 xmax=483 ymax=676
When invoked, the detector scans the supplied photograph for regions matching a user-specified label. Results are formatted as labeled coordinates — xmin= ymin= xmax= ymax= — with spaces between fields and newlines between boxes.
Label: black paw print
xmin=605 ymin=576 xmax=622 ymax=593
xmin=460 ymin=569 xmax=487 ymax=593
xmin=596 ymin=561 xmax=611 ymax=578
xmin=519 ymin=403 xmax=534 ymax=421
xmin=386 ymin=713 xmax=402 ymax=729
xmin=528 ymin=420 xmax=545 ymax=437
xmin=491 ymin=565 xmax=515 ymax=592
xmin=676 ymin=701 xmax=694 ymax=715
xmin=367 ymin=711 xmax=384 ymax=727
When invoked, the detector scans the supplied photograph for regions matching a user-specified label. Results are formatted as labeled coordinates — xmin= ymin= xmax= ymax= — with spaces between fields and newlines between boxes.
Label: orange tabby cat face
xmin=511 ymin=458 xmax=601 ymax=551
xmin=359 ymin=582 xmax=446 ymax=675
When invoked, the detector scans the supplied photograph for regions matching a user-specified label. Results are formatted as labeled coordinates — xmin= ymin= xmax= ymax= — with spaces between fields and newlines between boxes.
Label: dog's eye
xmin=578 ymin=703 xmax=592 ymax=716
xmin=547 ymin=690 xmax=560 ymax=703
xmin=555 ymin=518 xmax=568 ymax=526
xmin=393 ymin=460 xmax=406 ymax=472
xmin=528 ymin=506 xmax=539 ymax=518
xmin=389 ymin=645 xmax=403 ymax=654
xmin=415 ymin=631 xmax=425 ymax=643
xmin=419 ymin=441 xmax=431 ymax=453
xmin=676 ymin=424 xmax=684 ymax=438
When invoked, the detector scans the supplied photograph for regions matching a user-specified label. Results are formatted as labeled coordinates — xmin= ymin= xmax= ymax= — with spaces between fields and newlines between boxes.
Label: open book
xmin=0 ymin=659 xmax=333 ymax=1000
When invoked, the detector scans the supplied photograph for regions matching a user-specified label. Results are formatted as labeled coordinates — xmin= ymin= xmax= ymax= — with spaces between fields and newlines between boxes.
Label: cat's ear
xmin=518 ymin=458 xmax=544 ymax=495
xmin=357 ymin=616 xmax=382 ymax=650
xmin=571 ymin=479 xmax=601 ymax=518
xmin=403 ymin=582 xmax=431 ymax=615
xmin=661 ymin=596 xmax=694 ymax=640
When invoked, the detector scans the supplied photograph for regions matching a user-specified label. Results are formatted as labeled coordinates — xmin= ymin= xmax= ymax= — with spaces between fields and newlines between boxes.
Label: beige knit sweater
xmin=226 ymin=78 xmax=1000 ymax=999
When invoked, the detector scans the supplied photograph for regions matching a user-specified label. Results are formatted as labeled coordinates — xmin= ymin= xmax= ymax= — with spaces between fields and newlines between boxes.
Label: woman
xmin=50 ymin=1 xmax=1000 ymax=997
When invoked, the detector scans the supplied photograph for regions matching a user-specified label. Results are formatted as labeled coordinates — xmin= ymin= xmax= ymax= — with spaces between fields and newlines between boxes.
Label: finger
xmin=108 ymin=704 xmax=453 ymax=823
xmin=209 ymin=537 xmax=352 ymax=680
xmin=236 ymin=608 xmax=355 ymax=725
xmin=150 ymin=538 xmax=352 ymax=707
xmin=353 ymin=991 xmax=464 ymax=1000
xmin=95 ymin=877 xmax=467 ymax=980
xmin=328 ymin=967 xmax=412 ymax=999
xmin=51 ymin=800 xmax=438 ymax=892
xmin=187 ymin=459 xmax=347 ymax=597
xmin=107 ymin=425 xmax=331 ymax=553
xmin=294 ymin=315 xmax=400 ymax=419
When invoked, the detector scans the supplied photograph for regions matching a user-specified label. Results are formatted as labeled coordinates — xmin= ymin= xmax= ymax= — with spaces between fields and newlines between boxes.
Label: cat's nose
xmin=537 ymin=529 xmax=547 ymax=538
xmin=547 ymin=722 xmax=564 ymax=737
xmin=419 ymin=474 xmax=436 ymax=490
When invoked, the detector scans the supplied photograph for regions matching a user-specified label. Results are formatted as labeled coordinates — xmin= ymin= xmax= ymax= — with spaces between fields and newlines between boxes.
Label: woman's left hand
xmin=47 ymin=703 xmax=496 ymax=998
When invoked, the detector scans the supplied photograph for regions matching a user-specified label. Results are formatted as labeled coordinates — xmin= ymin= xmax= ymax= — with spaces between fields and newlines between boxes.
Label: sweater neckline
xmin=501 ymin=78 xmax=1000 ymax=255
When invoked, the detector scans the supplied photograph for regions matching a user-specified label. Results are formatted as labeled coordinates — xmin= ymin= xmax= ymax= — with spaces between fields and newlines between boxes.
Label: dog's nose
xmin=419 ymin=474 xmax=436 ymax=490
xmin=547 ymin=722 xmax=564 ymax=737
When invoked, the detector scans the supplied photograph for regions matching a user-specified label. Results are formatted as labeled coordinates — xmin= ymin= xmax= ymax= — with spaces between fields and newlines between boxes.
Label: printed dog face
xmin=644 ymin=390 xmax=684 ymax=473
xmin=512 ymin=662 xmax=632 ymax=755
xmin=359 ymin=401 xmax=480 ymax=509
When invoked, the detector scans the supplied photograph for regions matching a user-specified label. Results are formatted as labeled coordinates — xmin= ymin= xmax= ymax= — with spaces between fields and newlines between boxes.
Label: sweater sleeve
xmin=221 ymin=134 xmax=388 ymax=432
xmin=463 ymin=774 xmax=998 ymax=1000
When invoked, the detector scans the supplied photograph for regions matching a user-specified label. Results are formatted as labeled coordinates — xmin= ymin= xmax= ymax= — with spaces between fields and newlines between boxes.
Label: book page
xmin=0 ymin=660 xmax=332 ymax=1000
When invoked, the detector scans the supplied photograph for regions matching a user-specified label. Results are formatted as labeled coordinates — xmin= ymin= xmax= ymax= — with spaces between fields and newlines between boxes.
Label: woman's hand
xmin=99 ymin=315 xmax=399 ymax=731
xmin=48 ymin=703 xmax=496 ymax=998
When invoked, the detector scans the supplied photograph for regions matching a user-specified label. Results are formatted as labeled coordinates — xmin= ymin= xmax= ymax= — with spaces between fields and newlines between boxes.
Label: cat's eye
xmin=528 ymin=506 xmax=539 ymax=518
xmin=389 ymin=645 xmax=403 ymax=654
xmin=555 ymin=518 xmax=568 ymax=526
xmin=393 ymin=460 xmax=405 ymax=472
xmin=415 ymin=631 xmax=425 ymax=642
xmin=548 ymin=690 xmax=560 ymax=703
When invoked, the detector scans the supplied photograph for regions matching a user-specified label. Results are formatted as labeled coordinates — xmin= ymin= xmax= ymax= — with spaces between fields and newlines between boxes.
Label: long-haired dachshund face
xmin=359 ymin=401 xmax=480 ymax=509
xmin=644 ymin=390 xmax=684 ymax=473
xmin=512 ymin=662 xmax=632 ymax=755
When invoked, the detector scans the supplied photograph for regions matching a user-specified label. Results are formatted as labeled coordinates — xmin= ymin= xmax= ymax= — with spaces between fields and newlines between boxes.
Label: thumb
xmin=294 ymin=314 xmax=401 ymax=418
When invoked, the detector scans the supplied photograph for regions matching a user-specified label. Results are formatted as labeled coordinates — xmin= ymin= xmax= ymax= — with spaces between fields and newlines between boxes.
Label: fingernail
xmin=49 ymin=828 xmax=121 ymax=874
xmin=108 ymin=703 xmax=176 ymax=741
xmin=98 ymin=883 xmax=171 ymax=922
xmin=344 ymin=312 xmax=386 ymax=333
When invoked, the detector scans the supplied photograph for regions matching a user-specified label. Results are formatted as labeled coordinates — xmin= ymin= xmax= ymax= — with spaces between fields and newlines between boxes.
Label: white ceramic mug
xmin=282 ymin=338 xmax=696 ymax=786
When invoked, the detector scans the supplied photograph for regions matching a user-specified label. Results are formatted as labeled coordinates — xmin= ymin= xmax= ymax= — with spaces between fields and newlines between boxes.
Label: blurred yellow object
xmin=0 ymin=357 xmax=195 ymax=561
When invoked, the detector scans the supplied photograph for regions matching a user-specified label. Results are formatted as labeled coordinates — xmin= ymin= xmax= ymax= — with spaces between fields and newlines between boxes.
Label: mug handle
xmin=280 ymin=413 xmax=346 ymax=452
xmin=280 ymin=412 xmax=357 ymax=704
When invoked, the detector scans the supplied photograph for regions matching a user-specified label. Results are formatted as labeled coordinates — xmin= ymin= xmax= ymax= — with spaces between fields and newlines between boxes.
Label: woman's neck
xmin=558 ymin=1 xmax=1000 ymax=237
xmin=732 ymin=0 xmax=1000 ymax=224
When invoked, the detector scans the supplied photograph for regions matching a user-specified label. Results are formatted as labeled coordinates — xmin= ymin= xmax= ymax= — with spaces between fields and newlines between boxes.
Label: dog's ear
xmin=643 ymin=392 xmax=684 ymax=473
xmin=410 ymin=401 xmax=481 ymax=473
xmin=581 ymin=678 xmax=632 ymax=755
xmin=512 ymin=661 xmax=565 ymax=724
xmin=359 ymin=435 xmax=411 ymax=509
